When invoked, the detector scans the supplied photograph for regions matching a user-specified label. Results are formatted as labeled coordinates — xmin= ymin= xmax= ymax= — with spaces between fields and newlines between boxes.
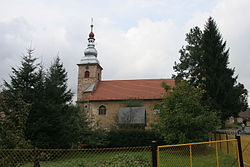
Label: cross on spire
xmin=91 ymin=18 xmax=93 ymax=32
xmin=89 ymin=18 xmax=95 ymax=39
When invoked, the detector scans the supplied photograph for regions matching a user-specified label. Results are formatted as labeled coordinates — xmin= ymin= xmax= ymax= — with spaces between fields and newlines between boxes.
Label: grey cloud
xmin=0 ymin=17 xmax=34 ymax=85
xmin=0 ymin=0 xmax=249 ymax=104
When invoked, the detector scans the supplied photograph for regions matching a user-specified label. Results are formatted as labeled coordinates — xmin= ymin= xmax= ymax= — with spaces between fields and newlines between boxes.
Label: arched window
xmin=84 ymin=71 xmax=90 ymax=78
xmin=99 ymin=105 xmax=106 ymax=115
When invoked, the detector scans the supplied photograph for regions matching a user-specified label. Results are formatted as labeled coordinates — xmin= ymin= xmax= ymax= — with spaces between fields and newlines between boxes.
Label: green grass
xmin=18 ymin=148 xmax=237 ymax=167
xmin=20 ymin=151 xmax=152 ymax=167
xmin=159 ymin=150 xmax=238 ymax=167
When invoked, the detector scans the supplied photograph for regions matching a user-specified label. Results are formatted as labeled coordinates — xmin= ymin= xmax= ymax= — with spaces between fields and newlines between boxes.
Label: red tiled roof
xmin=84 ymin=79 xmax=175 ymax=101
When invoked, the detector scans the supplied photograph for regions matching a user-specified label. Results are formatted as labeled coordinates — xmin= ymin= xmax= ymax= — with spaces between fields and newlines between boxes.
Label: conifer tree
xmin=1 ymin=49 xmax=39 ymax=148
xmin=43 ymin=57 xmax=73 ymax=148
xmin=25 ymin=65 xmax=46 ymax=144
xmin=173 ymin=26 xmax=203 ymax=85
xmin=45 ymin=57 xmax=72 ymax=104
xmin=4 ymin=49 xmax=40 ymax=104
xmin=173 ymin=17 xmax=248 ymax=123
xmin=29 ymin=57 xmax=86 ymax=148
xmin=2 ymin=51 xmax=89 ymax=148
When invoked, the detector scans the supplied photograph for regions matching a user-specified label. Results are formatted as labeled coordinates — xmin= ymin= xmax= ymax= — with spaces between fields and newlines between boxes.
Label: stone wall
xmin=77 ymin=64 xmax=102 ymax=101
xmin=80 ymin=100 xmax=161 ymax=129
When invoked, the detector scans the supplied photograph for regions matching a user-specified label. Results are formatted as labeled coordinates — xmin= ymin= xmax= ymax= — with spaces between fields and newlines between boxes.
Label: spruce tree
xmin=25 ymin=66 xmax=46 ymax=145
xmin=45 ymin=57 xmax=72 ymax=104
xmin=4 ymin=49 xmax=40 ymax=105
xmin=173 ymin=17 xmax=248 ymax=123
xmin=44 ymin=57 xmax=73 ymax=148
xmin=29 ymin=57 xmax=85 ymax=148
xmin=2 ymin=51 xmax=89 ymax=148
xmin=1 ymin=49 xmax=40 ymax=148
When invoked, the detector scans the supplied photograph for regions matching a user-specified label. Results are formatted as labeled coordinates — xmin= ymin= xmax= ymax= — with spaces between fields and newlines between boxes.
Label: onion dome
xmin=84 ymin=46 xmax=97 ymax=57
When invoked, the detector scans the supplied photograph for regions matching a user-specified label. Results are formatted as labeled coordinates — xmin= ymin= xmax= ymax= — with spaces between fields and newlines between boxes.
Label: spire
xmin=80 ymin=19 xmax=99 ymax=64
xmin=91 ymin=18 xmax=93 ymax=32
xmin=89 ymin=18 xmax=95 ymax=39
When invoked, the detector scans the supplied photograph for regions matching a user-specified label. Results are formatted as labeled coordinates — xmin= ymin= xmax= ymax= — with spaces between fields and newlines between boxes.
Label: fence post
xmin=151 ymin=140 xmax=158 ymax=167
xmin=215 ymin=143 xmax=219 ymax=167
xmin=33 ymin=149 xmax=40 ymax=167
xmin=236 ymin=135 xmax=244 ymax=167
xmin=219 ymin=133 xmax=222 ymax=151
xmin=226 ymin=134 xmax=229 ymax=154
xmin=189 ymin=145 xmax=193 ymax=167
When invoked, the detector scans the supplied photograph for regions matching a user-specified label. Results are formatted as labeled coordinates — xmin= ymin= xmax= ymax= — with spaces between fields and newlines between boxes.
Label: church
xmin=76 ymin=24 xmax=175 ymax=129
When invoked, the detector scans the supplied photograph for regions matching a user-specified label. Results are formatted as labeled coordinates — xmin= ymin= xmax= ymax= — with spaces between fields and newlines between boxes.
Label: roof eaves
xmin=83 ymin=97 xmax=163 ymax=102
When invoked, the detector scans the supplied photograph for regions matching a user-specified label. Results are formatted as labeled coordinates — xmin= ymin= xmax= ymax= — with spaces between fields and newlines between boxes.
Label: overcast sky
xmin=0 ymin=0 xmax=250 ymax=103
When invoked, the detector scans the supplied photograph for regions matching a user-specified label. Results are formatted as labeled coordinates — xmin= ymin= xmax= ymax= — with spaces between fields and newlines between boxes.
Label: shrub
xmin=107 ymin=129 xmax=163 ymax=147
xmin=156 ymin=81 xmax=220 ymax=144
xmin=83 ymin=129 xmax=109 ymax=148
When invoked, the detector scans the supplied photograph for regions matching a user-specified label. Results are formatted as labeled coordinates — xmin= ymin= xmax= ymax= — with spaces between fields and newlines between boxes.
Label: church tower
xmin=77 ymin=23 xmax=102 ymax=102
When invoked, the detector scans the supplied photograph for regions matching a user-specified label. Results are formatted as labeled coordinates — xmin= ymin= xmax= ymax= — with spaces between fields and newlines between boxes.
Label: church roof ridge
xmin=99 ymin=78 xmax=174 ymax=82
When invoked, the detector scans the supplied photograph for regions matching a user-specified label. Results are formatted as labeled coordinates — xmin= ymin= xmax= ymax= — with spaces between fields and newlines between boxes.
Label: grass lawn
xmin=159 ymin=150 xmax=238 ymax=167
xmin=18 ymin=148 xmax=238 ymax=167
xmin=20 ymin=151 xmax=152 ymax=167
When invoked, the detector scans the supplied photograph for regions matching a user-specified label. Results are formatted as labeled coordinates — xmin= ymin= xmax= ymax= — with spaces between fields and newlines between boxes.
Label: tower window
xmin=84 ymin=71 xmax=90 ymax=78
xmin=99 ymin=105 xmax=106 ymax=115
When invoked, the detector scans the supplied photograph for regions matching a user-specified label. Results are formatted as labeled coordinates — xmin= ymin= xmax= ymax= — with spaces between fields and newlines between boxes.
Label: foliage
xmin=2 ymin=51 xmax=89 ymax=149
xmin=26 ymin=57 xmax=88 ymax=148
xmin=161 ymin=81 xmax=172 ymax=91
xmin=79 ymin=128 xmax=162 ymax=148
xmin=3 ymin=49 xmax=40 ymax=104
xmin=66 ymin=106 xmax=91 ymax=147
xmin=82 ymin=128 xmax=109 ymax=148
xmin=44 ymin=57 xmax=73 ymax=104
xmin=0 ymin=91 xmax=31 ymax=148
xmin=1 ymin=49 xmax=46 ymax=148
xmin=107 ymin=129 xmax=163 ymax=147
xmin=173 ymin=26 xmax=203 ymax=84
xmin=173 ymin=17 xmax=248 ymax=122
xmin=156 ymin=81 xmax=220 ymax=144
xmin=0 ymin=49 xmax=39 ymax=148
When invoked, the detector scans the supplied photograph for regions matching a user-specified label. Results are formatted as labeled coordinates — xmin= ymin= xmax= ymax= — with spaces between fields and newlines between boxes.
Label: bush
xmin=156 ymin=81 xmax=220 ymax=144
xmin=83 ymin=129 xmax=109 ymax=148
xmin=82 ymin=128 xmax=164 ymax=148
xmin=107 ymin=129 xmax=163 ymax=147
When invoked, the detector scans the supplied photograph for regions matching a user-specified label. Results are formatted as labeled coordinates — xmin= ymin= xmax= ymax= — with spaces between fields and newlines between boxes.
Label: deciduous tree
xmin=157 ymin=81 xmax=219 ymax=144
